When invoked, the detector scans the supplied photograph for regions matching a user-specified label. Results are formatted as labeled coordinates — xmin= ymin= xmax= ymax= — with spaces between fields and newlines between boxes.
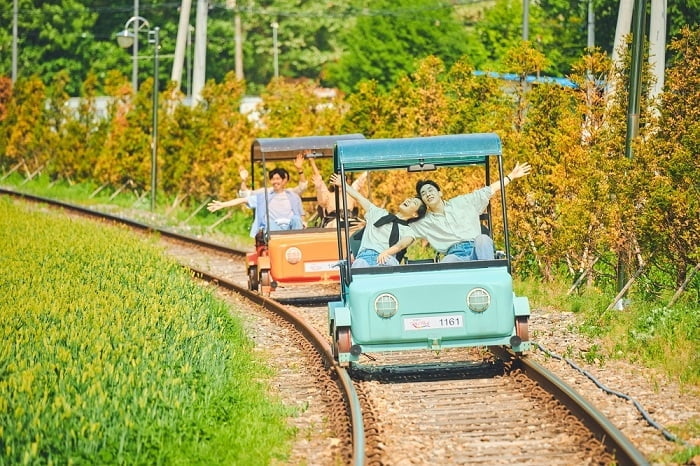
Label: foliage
xmin=594 ymin=303 xmax=699 ymax=385
xmin=259 ymin=77 xmax=344 ymax=138
xmin=518 ymin=275 xmax=699 ymax=388
xmin=0 ymin=76 xmax=11 ymax=122
xmin=0 ymin=198 xmax=295 ymax=464
xmin=0 ymin=76 xmax=12 ymax=159
xmin=45 ymin=70 xmax=80 ymax=182
xmin=0 ymin=0 xmax=119 ymax=96
xmin=1 ymin=0 xmax=699 ymax=95
xmin=2 ymin=76 xmax=48 ymax=174
xmin=626 ymin=27 xmax=700 ymax=289
xmin=188 ymin=72 xmax=253 ymax=199
xmin=513 ymin=48 xmax=614 ymax=282
xmin=94 ymin=74 xmax=154 ymax=191
xmin=236 ymin=0 xmax=349 ymax=92
xmin=473 ymin=0 xmax=529 ymax=71
xmin=323 ymin=0 xmax=477 ymax=93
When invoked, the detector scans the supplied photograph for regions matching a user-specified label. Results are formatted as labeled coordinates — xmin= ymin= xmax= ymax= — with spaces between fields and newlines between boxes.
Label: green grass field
xmin=0 ymin=197 xmax=295 ymax=464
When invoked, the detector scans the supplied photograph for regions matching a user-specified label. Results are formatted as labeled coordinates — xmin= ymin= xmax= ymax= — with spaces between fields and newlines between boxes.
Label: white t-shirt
xmin=410 ymin=186 xmax=491 ymax=253
xmin=360 ymin=205 xmax=415 ymax=253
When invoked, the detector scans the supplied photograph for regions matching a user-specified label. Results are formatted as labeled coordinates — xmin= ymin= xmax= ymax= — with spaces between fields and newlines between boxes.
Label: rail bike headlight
xmin=467 ymin=287 xmax=490 ymax=312
xmin=374 ymin=293 xmax=398 ymax=318
xmin=285 ymin=247 xmax=302 ymax=264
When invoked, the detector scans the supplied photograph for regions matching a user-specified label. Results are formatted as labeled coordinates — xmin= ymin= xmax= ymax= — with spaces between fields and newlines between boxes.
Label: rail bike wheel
xmin=260 ymin=270 xmax=272 ymax=296
xmin=335 ymin=326 xmax=352 ymax=358
xmin=247 ymin=266 xmax=259 ymax=291
xmin=515 ymin=316 xmax=530 ymax=342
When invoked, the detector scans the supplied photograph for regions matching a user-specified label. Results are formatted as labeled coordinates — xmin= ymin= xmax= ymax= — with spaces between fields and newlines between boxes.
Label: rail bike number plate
xmin=304 ymin=261 xmax=338 ymax=272
xmin=403 ymin=315 xmax=464 ymax=331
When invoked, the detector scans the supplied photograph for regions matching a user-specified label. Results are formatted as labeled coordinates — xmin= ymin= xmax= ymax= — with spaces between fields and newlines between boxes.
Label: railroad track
xmin=3 ymin=188 xmax=649 ymax=465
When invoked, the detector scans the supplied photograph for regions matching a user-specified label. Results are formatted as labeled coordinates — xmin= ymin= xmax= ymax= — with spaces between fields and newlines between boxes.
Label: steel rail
xmin=1 ymin=188 xmax=343 ymax=304
xmin=175 ymin=265 xmax=366 ymax=466
xmin=491 ymin=347 xmax=648 ymax=466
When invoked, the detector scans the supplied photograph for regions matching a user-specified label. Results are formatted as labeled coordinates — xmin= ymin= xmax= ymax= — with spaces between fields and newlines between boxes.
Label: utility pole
xmin=171 ymin=0 xmax=193 ymax=93
xmin=271 ymin=22 xmax=279 ymax=78
xmin=612 ymin=0 xmax=634 ymax=67
xmin=625 ymin=0 xmax=646 ymax=160
xmin=226 ymin=0 xmax=244 ymax=80
xmin=234 ymin=2 xmax=244 ymax=80
xmin=587 ymin=0 xmax=595 ymax=48
xmin=648 ymin=0 xmax=667 ymax=101
xmin=616 ymin=0 xmax=647 ymax=307
xmin=12 ymin=0 xmax=18 ymax=84
xmin=132 ymin=0 xmax=139 ymax=92
xmin=187 ymin=26 xmax=193 ymax=98
xmin=522 ymin=0 xmax=529 ymax=41
xmin=607 ymin=0 xmax=634 ymax=106
xmin=191 ymin=0 xmax=208 ymax=103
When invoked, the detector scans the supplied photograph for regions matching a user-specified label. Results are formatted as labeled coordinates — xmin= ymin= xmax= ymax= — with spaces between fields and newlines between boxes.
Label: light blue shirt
xmin=246 ymin=190 xmax=304 ymax=236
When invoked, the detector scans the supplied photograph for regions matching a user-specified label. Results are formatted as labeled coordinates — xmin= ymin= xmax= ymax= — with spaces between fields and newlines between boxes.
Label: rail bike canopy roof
xmin=334 ymin=133 xmax=502 ymax=172
xmin=251 ymin=134 xmax=365 ymax=161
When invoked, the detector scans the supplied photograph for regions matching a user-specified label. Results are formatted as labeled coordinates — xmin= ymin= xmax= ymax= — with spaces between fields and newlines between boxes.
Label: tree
xmin=0 ymin=0 xmax=117 ymax=95
xmin=324 ymin=0 xmax=480 ymax=93
xmin=51 ymin=72 xmax=107 ymax=182
xmin=232 ymin=0 xmax=350 ymax=93
xmin=179 ymin=72 xmax=253 ymax=199
xmin=628 ymin=27 xmax=700 ymax=288
xmin=2 ymin=0 xmax=698 ymax=95
xmin=2 ymin=76 xmax=48 ymax=173
xmin=93 ymin=72 xmax=152 ymax=189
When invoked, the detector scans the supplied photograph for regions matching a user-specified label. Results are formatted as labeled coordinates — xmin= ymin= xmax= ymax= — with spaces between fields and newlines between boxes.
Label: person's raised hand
xmin=509 ymin=162 xmax=532 ymax=180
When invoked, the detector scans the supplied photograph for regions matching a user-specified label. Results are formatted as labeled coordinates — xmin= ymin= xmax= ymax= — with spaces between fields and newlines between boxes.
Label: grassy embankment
xmin=0 ymin=196 xmax=295 ymax=464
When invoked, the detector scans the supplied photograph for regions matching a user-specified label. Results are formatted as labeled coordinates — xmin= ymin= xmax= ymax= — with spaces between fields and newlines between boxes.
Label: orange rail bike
xmin=245 ymin=134 xmax=365 ymax=295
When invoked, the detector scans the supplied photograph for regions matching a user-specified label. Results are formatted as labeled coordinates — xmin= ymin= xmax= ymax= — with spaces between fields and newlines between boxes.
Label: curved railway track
xmin=3 ymin=188 xmax=651 ymax=465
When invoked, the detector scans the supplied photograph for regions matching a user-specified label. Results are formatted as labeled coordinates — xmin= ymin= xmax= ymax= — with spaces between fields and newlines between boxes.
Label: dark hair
xmin=269 ymin=167 xmax=289 ymax=180
xmin=407 ymin=199 xmax=427 ymax=223
xmin=416 ymin=179 xmax=440 ymax=198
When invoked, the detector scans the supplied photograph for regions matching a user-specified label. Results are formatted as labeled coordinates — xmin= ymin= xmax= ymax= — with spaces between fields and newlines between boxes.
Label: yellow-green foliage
xmin=3 ymin=76 xmax=49 ymax=175
xmin=0 ymin=198 xmax=294 ymax=464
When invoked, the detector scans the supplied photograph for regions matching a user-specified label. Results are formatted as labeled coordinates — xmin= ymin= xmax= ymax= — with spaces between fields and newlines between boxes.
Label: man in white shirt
xmin=410 ymin=162 xmax=531 ymax=262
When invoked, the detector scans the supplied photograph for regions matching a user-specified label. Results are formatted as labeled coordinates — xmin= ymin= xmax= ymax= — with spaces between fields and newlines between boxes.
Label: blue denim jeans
xmin=352 ymin=248 xmax=400 ymax=268
xmin=269 ymin=215 xmax=303 ymax=231
xmin=441 ymin=234 xmax=494 ymax=262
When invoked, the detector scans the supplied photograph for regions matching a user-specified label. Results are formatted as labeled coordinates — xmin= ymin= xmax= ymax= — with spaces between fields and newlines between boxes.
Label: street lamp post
xmin=271 ymin=22 xmax=279 ymax=78
xmin=116 ymin=17 xmax=160 ymax=212
xmin=131 ymin=0 xmax=139 ymax=93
